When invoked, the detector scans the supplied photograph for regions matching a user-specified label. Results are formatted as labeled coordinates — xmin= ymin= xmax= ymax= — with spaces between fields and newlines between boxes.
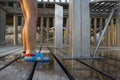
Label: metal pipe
xmin=93 ymin=8 xmax=115 ymax=56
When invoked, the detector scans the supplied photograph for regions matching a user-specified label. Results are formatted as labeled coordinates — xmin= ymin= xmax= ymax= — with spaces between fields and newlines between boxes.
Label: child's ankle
xmin=24 ymin=54 xmax=35 ymax=58
xmin=26 ymin=50 xmax=36 ymax=54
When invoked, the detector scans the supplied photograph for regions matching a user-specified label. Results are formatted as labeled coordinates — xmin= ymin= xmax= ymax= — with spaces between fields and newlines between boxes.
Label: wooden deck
xmin=0 ymin=46 xmax=120 ymax=80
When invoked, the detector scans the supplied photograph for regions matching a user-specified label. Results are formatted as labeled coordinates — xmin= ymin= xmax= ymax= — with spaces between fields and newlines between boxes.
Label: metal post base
xmin=58 ymin=54 xmax=104 ymax=60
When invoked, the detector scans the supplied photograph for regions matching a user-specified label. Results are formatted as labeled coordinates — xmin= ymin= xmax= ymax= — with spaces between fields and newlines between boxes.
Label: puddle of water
xmin=57 ymin=48 xmax=120 ymax=80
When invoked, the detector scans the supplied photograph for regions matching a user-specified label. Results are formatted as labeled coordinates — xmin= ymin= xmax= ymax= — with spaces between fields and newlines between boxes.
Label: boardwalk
xmin=0 ymin=46 xmax=69 ymax=80
xmin=0 ymin=46 xmax=120 ymax=80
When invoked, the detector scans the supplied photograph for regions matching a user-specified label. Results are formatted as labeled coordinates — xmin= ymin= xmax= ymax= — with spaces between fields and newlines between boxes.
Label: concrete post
xmin=66 ymin=17 xmax=69 ymax=46
xmin=0 ymin=10 xmax=6 ymax=45
xmin=69 ymin=0 xmax=90 ymax=58
xmin=13 ymin=15 xmax=18 ymax=46
xmin=46 ymin=17 xmax=49 ymax=44
xmin=21 ymin=17 xmax=24 ymax=27
xmin=40 ymin=17 xmax=43 ymax=45
xmin=94 ymin=18 xmax=97 ymax=45
xmin=55 ymin=4 xmax=63 ymax=48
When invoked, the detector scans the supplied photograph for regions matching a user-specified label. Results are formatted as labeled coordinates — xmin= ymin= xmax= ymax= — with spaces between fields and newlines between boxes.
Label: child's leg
xmin=21 ymin=0 xmax=38 ymax=55
xmin=20 ymin=0 xmax=26 ymax=52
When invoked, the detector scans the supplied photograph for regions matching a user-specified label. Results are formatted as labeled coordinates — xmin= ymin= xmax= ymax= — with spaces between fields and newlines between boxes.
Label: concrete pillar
xmin=114 ymin=19 xmax=117 ymax=45
xmin=13 ymin=3 xmax=17 ymax=8
xmin=118 ymin=19 xmax=120 ymax=46
xmin=110 ymin=19 xmax=113 ymax=45
xmin=117 ymin=1 xmax=120 ymax=46
xmin=21 ymin=16 xmax=24 ymax=45
xmin=100 ymin=18 xmax=103 ymax=37
xmin=53 ymin=17 xmax=55 ymax=45
xmin=21 ymin=17 xmax=24 ymax=27
xmin=0 ymin=10 xmax=6 ymax=45
xmin=53 ymin=17 xmax=55 ymax=27
xmin=13 ymin=15 xmax=18 ymax=46
xmin=108 ymin=19 xmax=111 ymax=45
xmin=94 ymin=18 xmax=97 ymax=45
xmin=46 ymin=17 xmax=49 ymax=44
xmin=55 ymin=4 xmax=63 ymax=48
xmin=69 ymin=0 xmax=90 ymax=58
xmin=0 ymin=10 xmax=1 ymax=45
xmin=103 ymin=19 xmax=107 ymax=45
xmin=112 ymin=19 xmax=115 ymax=46
xmin=106 ymin=19 xmax=109 ymax=45
xmin=116 ymin=19 xmax=119 ymax=46
xmin=105 ymin=19 xmax=108 ymax=45
xmin=99 ymin=18 xmax=103 ymax=45
xmin=118 ymin=5 xmax=120 ymax=46
xmin=66 ymin=17 xmax=69 ymax=46
xmin=40 ymin=17 xmax=43 ymax=45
